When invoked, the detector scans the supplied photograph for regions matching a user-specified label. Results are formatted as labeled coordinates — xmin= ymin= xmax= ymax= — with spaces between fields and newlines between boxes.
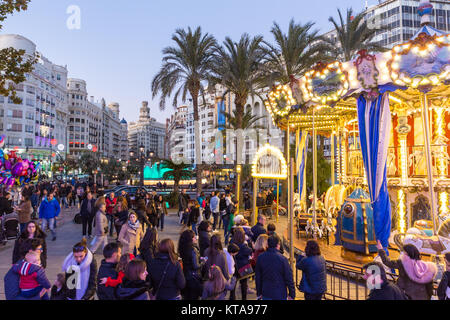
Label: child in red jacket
xmin=13 ymin=252 xmax=51 ymax=299
xmin=99 ymin=253 xmax=135 ymax=287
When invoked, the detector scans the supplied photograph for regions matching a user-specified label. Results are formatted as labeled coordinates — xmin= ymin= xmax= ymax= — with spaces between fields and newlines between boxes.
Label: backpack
xmin=73 ymin=213 xmax=82 ymax=224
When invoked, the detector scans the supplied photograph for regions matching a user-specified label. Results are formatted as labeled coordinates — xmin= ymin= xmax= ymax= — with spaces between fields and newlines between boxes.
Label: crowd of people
xmin=1 ymin=179 xmax=450 ymax=301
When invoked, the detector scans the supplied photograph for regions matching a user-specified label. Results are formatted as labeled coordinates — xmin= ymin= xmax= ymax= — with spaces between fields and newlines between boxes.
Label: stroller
xmin=0 ymin=212 xmax=20 ymax=245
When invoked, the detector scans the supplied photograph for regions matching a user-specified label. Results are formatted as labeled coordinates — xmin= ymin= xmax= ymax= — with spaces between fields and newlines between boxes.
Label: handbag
xmin=238 ymin=263 xmax=253 ymax=278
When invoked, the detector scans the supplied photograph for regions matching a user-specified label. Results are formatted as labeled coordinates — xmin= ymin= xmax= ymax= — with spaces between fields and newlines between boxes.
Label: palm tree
xmin=262 ymin=19 xmax=333 ymax=86
xmin=161 ymin=159 xmax=194 ymax=194
xmin=263 ymin=19 xmax=330 ymax=206
xmin=152 ymin=26 xmax=217 ymax=195
xmin=326 ymin=8 xmax=387 ymax=61
xmin=211 ymin=34 xmax=266 ymax=167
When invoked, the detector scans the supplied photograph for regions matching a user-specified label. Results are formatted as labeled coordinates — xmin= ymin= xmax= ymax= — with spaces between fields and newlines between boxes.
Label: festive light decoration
xmin=397 ymin=189 xmax=407 ymax=233
xmin=251 ymin=144 xmax=287 ymax=179
xmin=439 ymin=191 xmax=449 ymax=218
xmin=302 ymin=61 xmax=350 ymax=105
xmin=265 ymin=84 xmax=297 ymax=118
xmin=399 ymin=137 xmax=409 ymax=186
xmin=388 ymin=33 xmax=450 ymax=88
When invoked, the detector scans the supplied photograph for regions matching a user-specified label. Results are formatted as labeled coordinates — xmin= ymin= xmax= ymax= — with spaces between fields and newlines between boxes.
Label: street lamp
xmin=139 ymin=145 xmax=145 ymax=187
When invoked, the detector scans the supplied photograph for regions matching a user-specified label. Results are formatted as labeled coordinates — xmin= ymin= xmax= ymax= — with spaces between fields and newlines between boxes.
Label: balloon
xmin=11 ymin=162 xmax=23 ymax=177
xmin=22 ymin=161 xmax=29 ymax=170
xmin=21 ymin=169 xmax=28 ymax=177
xmin=6 ymin=177 xmax=14 ymax=187
xmin=4 ymin=160 xmax=11 ymax=170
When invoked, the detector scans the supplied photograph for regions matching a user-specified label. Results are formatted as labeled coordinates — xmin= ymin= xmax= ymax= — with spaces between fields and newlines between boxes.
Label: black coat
xmin=255 ymin=248 xmax=295 ymax=300
xmin=116 ymin=278 xmax=150 ymax=300
xmin=296 ymin=254 xmax=327 ymax=295
xmin=12 ymin=232 xmax=48 ymax=268
xmin=198 ymin=231 xmax=210 ymax=257
xmin=0 ymin=196 xmax=13 ymax=216
xmin=50 ymin=285 xmax=69 ymax=300
xmin=367 ymin=282 xmax=408 ymax=300
xmin=234 ymin=242 xmax=252 ymax=270
xmin=97 ymin=260 xmax=118 ymax=300
xmin=80 ymin=198 xmax=96 ymax=217
xmin=437 ymin=271 xmax=450 ymax=300
xmin=148 ymin=253 xmax=186 ymax=300
xmin=251 ymin=223 xmax=267 ymax=243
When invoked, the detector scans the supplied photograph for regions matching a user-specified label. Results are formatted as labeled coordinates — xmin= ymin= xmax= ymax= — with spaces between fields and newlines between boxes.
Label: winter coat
xmin=0 ymin=196 xmax=14 ymax=216
xmin=251 ymin=223 xmax=267 ymax=243
xmin=210 ymin=196 xmax=219 ymax=213
xmin=233 ymin=242 xmax=252 ymax=271
xmin=4 ymin=260 xmax=39 ymax=300
xmin=118 ymin=223 xmax=144 ymax=255
xmin=188 ymin=207 xmax=200 ymax=225
xmin=147 ymin=253 xmax=186 ymax=300
xmin=202 ymin=277 xmax=236 ymax=300
xmin=116 ymin=278 xmax=150 ymax=300
xmin=296 ymin=254 xmax=327 ymax=295
xmin=367 ymin=281 xmax=408 ymax=300
xmin=105 ymin=197 xmax=117 ymax=215
xmin=204 ymin=248 xmax=230 ymax=280
xmin=178 ymin=194 xmax=187 ymax=212
xmin=94 ymin=210 xmax=108 ymax=237
xmin=255 ymin=248 xmax=296 ymax=300
xmin=437 ymin=271 xmax=450 ymax=300
xmin=38 ymin=197 xmax=60 ymax=220
xmin=12 ymin=261 xmax=51 ymax=291
xmin=62 ymin=250 xmax=97 ymax=300
xmin=80 ymin=198 xmax=96 ymax=218
xmin=97 ymin=260 xmax=118 ymax=300
xmin=198 ymin=230 xmax=210 ymax=257
xmin=50 ymin=285 xmax=69 ymax=300
xmin=378 ymin=249 xmax=436 ymax=300
xmin=12 ymin=232 xmax=48 ymax=268
xmin=16 ymin=200 xmax=32 ymax=224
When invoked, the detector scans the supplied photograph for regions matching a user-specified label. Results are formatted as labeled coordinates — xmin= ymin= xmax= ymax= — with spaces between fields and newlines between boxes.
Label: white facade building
xmin=0 ymin=34 xmax=69 ymax=174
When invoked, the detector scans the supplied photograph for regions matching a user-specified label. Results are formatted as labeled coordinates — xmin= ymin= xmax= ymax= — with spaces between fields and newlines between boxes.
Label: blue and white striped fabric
xmin=357 ymin=91 xmax=392 ymax=248
xmin=296 ymin=130 xmax=308 ymax=201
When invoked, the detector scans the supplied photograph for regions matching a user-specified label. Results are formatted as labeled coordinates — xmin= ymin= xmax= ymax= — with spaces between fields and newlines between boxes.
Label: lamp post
xmin=139 ymin=145 xmax=145 ymax=187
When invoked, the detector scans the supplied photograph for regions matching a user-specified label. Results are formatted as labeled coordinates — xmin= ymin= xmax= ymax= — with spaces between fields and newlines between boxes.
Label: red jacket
xmin=105 ymin=197 xmax=117 ymax=215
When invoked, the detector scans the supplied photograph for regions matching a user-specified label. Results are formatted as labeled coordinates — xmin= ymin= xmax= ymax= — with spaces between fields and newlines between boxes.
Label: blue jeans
xmin=41 ymin=218 xmax=56 ymax=238
xmin=158 ymin=214 xmax=165 ymax=230
xmin=223 ymin=217 xmax=230 ymax=245
xmin=20 ymin=286 xmax=49 ymax=300
xmin=191 ymin=223 xmax=197 ymax=236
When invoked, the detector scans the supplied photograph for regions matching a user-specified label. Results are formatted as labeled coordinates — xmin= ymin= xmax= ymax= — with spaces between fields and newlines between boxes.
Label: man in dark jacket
xmin=97 ymin=242 xmax=122 ymax=300
xmin=80 ymin=192 xmax=97 ymax=238
xmin=251 ymin=215 xmax=267 ymax=243
xmin=363 ymin=262 xmax=408 ymax=300
xmin=178 ymin=190 xmax=188 ymax=218
xmin=255 ymin=235 xmax=295 ymax=300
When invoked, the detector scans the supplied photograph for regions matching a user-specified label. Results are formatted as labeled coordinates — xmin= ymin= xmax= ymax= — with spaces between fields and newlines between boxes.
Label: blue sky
xmin=2 ymin=0 xmax=371 ymax=123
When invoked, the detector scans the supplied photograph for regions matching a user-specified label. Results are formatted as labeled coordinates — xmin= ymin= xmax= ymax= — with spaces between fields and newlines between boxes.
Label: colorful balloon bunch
xmin=0 ymin=143 xmax=40 ymax=188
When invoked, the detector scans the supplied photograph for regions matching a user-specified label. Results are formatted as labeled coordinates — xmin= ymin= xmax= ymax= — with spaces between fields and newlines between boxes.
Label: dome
xmin=120 ymin=118 xmax=127 ymax=124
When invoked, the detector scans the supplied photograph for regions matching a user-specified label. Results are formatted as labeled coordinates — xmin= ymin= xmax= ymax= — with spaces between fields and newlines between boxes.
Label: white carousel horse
xmin=394 ymin=218 xmax=450 ymax=255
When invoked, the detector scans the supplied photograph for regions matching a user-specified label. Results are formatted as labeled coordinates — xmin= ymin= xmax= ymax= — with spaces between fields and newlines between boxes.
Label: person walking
xmin=80 ymin=192 xmax=96 ymax=239
xmin=296 ymin=240 xmax=327 ymax=300
xmin=30 ymin=189 xmax=40 ymax=220
xmin=147 ymin=239 xmax=186 ymax=300
xmin=90 ymin=203 xmax=109 ymax=254
xmin=118 ymin=211 xmax=144 ymax=256
xmin=112 ymin=197 xmax=129 ymax=239
xmin=188 ymin=201 xmax=201 ymax=236
xmin=210 ymin=191 xmax=220 ymax=231
xmin=155 ymin=195 xmax=167 ymax=231
xmin=12 ymin=221 xmax=47 ymax=268
xmin=38 ymin=193 xmax=60 ymax=241
xmin=15 ymin=195 xmax=32 ymax=233
xmin=105 ymin=192 xmax=117 ymax=237
xmin=62 ymin=238 xmax=97 ymax=300
xmin=256 ymin=235 xmax=295 ymax=300
xmin=178 ymin=229 xmax=203 ymax=300
xmin=376 ymin=240 xmax=437 ymax=300
xmin=97 ymin=242 xmax=123 ymax=300
xmin=178 ymin=189 xmax=188 ymax=219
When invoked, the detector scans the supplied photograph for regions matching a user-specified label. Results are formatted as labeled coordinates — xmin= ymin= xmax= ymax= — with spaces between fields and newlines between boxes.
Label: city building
xmin=166 ymin=105 xmax=188 ymax=161
xmin=67 ymin=79 xmax=103 ymax=158
xmin=322 ymin=0 xmax=450 ymax=50
xmin=0 ymin=34 xmax=69 ymax=175
xmin=128 ymin=101 xmax=166 ymax=159
xmin=102 ymin=101 xmax=124 ymax=160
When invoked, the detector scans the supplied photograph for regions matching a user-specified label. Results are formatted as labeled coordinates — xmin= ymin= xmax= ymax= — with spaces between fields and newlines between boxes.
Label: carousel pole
xmin=287 ymin=122 xmax=291 ymax=242
xmin=420 ymin=92 xmax=438 ymax=235
xmin=331 ymin=129 xmax=335 ymax=186
xmin=276 ymin=179 xmax=279 ymax=222
xmin=289 ymin=159 xmax=295 ymax=270
xmin=312 ymin=106 xmax=318 ymax=239
xmin=253 ymin=177 xmax=258 ymax=226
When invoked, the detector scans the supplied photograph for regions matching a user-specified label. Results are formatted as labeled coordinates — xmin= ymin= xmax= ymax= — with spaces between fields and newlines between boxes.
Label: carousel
xmin=264 ymin=1 xmax=450 ymax=265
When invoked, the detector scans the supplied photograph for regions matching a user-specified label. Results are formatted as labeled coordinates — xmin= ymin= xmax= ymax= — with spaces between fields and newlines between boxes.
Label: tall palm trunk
xmin=192 ymin=89 xmax=203 ymax=195
xmin=235 ymin=101 xmax=244 ymax=206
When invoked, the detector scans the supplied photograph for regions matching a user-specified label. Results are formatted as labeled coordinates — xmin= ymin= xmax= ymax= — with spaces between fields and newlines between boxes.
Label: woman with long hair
xmin=12 ymin=221 xmax=47 ymax=268
xmin=15 ymin=195 xmax=33 ymax=233
xmin=113 ymin=197 xmax=129 ymax=238
xmin=251 ymin=234 xmax=268 ymax=268
xmin=139 ymin=226 xmax=158 ymax=271
xmin=147 ymin=239 xmax=185 ymax=300
xmin=198 ymin=220 xmax=212 ymax=257
xmin=204 ymin=234 xmax=230 ymax=280
xmin=377 ymin=240 xmax=437 ymax=300
xmin=202 ymin=265 xmax=236 ymax=300
xmin=296 ymin=240 xmax=327 ymax=300
xmin=178 ymin=229 xmax=202 ymax=300
xmin=116 ymin=259 xmax=150 ymax=300
xmin=231 ymin=227 xmax=252 ymax=300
